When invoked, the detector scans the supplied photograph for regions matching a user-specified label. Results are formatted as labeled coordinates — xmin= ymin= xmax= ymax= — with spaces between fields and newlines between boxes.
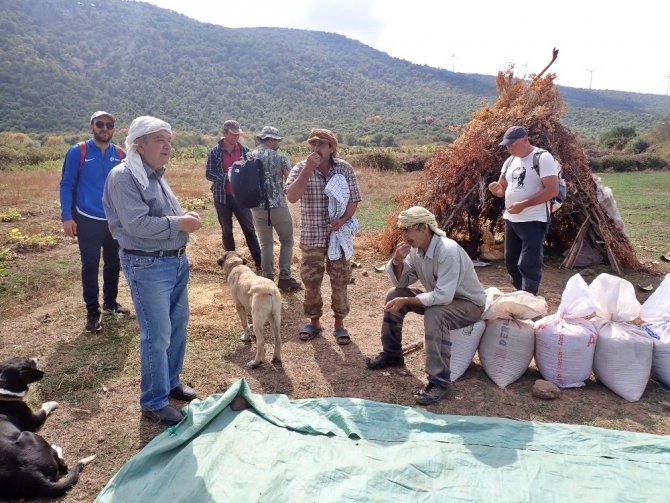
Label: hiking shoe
xmin=102 ymin=303 xmax=130 ymax=315
xmin=85 ymin=313 xmax=102 ymax=333
xmin=278 ymin=277 xmax=302 ymax=292
xmin=365 ymin=352 xmax=404 ymax=370
xmin=414 ymin=382 xmax=450 ymax=405
xmin=169 ymin=383 xmax=198 ymax=402
xmin=141 ymin=405 xmax=184 ymax=426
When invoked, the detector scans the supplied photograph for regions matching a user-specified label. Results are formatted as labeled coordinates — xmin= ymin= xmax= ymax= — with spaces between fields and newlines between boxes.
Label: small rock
xmin=662 ymin=402 xmax=670 ymax=412
xmin=361 ymin=269 xmax=368 ymax=276
xmin=349 ymin=277 xmax=356 ymax=284
xmin=532 ymin=379 xmax=561 ymax=400
xmin=580 ymin=268 xmax=594 ymax=277
xmin=230 ymin=396 xmax=250 ymax=411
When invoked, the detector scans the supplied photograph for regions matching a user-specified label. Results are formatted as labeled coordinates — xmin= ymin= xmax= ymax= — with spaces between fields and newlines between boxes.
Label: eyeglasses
xmin=94 ymin=121 xmax=115 ymax=130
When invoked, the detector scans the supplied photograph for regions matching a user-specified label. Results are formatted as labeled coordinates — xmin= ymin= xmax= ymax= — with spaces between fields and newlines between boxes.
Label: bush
xmin=590 ymin=153 xmax=668 ymax=172
xmin=352 ymin=151 xmax=400 ymax=171
xmin=626 ymin=138 xmax=649 ymax=154
xmin=598 ymin=126 xmax=636 ymax=150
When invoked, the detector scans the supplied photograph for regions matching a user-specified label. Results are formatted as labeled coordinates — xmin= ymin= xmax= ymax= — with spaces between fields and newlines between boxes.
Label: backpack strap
xmin=77 ymin=141 xmax=87 ymax=175
xmin=530 ymin=149 xmax=547 ymax=177
xmin=501 ymin=155 xmax=514 ymax=177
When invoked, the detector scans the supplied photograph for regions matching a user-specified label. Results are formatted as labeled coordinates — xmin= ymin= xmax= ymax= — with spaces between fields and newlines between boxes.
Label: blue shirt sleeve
xmin=59 ymin=143 xmax=83 ymax=221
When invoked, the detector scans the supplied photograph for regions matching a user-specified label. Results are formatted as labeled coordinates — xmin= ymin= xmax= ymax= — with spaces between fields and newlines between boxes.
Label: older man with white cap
xmin=366 ymin=206 xmax=485 ymax=405
xmin=103 ymin=115 xmax=202 ymax=426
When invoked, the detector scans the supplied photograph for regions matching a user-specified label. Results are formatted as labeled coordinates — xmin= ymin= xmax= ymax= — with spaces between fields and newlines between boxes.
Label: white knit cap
xmin=124 ymin=116 xmax=172 ymax=190
xmin=397 ymin=206 xmax=446 ymax=237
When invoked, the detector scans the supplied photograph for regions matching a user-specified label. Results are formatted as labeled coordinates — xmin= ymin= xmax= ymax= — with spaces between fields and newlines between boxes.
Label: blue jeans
xmin=75 ymin=213 xmax=120 ymax=315
xmin=504 ymin=220 xmax=548 ymax=295
xmin=120 ymin=252 xmax=190 ymax=411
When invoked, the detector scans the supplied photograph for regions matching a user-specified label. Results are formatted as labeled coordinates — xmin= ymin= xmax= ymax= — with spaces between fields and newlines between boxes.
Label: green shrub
xmin=626 ymin=138 xmax=649 ymax=154
xmin=598 ymin=126 xmax=637 ymax=150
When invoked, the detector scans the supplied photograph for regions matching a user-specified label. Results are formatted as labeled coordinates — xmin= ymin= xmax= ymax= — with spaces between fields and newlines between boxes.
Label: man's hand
xmin=488 ymin=181 xmax=504 ymax=198
xmin=329 ymin=217 xmax=345 ymax=232
xmin=384 ymin=297 xmax=407 ymax=313
xmin=304 ymin=152 xmax=322 ymax=172
xmin=62 ymin=219 xmax=77 ymax=238
xmin=393 ymin=240 xmax=411 ymax=263
xmin=506 ymin=201 xmax=526 ymax=214
xmin=178 ymin=212 xmax=202 ymax=233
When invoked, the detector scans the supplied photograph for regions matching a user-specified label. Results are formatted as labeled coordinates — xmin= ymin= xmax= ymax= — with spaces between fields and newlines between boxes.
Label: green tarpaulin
xmin=96 ymin=379 xmax=669 ymax=502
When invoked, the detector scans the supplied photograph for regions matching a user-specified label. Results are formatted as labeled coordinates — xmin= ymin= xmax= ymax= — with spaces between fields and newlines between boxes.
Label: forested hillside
xmin=1 ymin=0 xmax=669 ymax=143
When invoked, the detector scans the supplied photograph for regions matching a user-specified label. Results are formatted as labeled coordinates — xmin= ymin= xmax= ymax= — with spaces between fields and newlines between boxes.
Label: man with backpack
xmin=205 ymin=119 xmax=262 ymax=271
xmin=488 ymin=126 xmax=559 ymax=295
xmin=248 ymin=126 xmax=302 ymax=291
xmin=59 ymin=111 xmax=129 ymax=333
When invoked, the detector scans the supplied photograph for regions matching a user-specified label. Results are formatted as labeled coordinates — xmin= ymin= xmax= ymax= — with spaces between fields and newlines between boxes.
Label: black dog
xmin=0 ymin=357 xmax=95 ymax=499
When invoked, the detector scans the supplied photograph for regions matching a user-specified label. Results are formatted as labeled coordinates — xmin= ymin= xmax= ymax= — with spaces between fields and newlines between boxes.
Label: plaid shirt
xmin=286 ymin=157 xmax=362 ymax=247
xmin=205 ymin=140 xmax=248 ymax=203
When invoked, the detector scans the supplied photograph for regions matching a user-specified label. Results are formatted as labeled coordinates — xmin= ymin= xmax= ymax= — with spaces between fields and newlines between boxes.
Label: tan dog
xmin=217 ymin=251 xmax=282 ymax=368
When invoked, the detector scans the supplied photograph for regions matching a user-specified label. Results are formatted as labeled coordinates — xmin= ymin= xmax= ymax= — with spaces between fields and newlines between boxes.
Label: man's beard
xmin=93 ymin=131 xmax=112 ymax=144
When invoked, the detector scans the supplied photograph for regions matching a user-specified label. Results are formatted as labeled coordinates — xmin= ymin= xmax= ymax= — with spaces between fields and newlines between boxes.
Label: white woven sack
xmin=449 ymin=320 xmax=486 ymax=382
xmin=535 ymin=314 xmax=598 ymax=388
xmin=479 ymin=318 xmax=535 ymax=388
xmin=482 ymin=288 xmax=548 ymax=321
xmin=641 ymin=274 xmax=670 ymax=386
xmin=593 ymin=320 xmax=652 ymax=402
xmin=534 ymin=274 xmax=598 ymax=388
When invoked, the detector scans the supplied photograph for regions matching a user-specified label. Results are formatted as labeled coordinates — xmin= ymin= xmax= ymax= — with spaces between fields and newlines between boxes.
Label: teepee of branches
xmin=380 ymin=65 xmax=649 ymax=275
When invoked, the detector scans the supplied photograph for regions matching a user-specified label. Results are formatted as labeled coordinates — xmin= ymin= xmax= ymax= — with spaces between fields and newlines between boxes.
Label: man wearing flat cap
xmin=250 ymin=126 xmax=301 ymax=291
xmin=59 ymin=110 xmax=128 ymax=333
xmin=285 ymin=128 xmax=362 ymax=346
xmin=103 ymin=115 xmax=202 ymax=426
xmin=366 ymin=206 xmax=485 ymax=405
xmin=205 ymin=119 xmax=262 ymax=270
xmin=488 ymin=126 xmax=559 ymax=295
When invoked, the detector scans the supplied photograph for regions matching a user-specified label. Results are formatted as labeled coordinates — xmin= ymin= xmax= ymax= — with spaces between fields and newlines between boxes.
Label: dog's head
xmin=217 ymin=251 xmax=247 ymax=276
xmin=0 ymin=358 xmax=44 ymax=398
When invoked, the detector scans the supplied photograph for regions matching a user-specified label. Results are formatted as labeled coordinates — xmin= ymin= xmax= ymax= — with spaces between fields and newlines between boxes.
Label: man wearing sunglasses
xmin=59 ymin=111 xmax=129 ymax=333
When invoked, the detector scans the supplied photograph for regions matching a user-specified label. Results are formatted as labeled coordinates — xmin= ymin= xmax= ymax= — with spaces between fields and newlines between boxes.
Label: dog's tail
xmin=26 ymin=455 xmax=95 ymax=498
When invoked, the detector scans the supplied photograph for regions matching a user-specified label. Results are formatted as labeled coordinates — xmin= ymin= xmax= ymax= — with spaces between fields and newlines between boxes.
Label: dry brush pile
xmin=380 ymin=68 xmax=648 ymax=274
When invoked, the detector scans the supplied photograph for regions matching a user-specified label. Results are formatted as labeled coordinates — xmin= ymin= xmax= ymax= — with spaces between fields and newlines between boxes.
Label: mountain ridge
xmin=1 ymin=0 xmax=669 ymax=142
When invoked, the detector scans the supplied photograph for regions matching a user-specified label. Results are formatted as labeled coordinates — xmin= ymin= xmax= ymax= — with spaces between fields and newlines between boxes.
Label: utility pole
xmin=450 ymin=52 xmax=457 ymax=72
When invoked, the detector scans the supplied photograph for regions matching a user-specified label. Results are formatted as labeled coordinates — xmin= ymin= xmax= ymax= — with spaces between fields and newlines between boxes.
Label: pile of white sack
xmin=446 ymin=273 xmax=669 ymax=402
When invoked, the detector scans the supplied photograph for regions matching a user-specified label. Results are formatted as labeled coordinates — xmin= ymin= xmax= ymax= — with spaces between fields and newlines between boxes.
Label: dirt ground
xmin=1 ymin=222 xmax=668 ymax=502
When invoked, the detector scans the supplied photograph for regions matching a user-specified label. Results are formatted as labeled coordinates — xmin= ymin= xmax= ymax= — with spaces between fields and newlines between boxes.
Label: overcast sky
xmin=143 ymin=0 xmax=669 ymax=96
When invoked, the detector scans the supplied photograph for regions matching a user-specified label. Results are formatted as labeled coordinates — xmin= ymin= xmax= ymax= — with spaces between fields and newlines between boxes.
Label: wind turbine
xmin=664 ymin=72 xmax=670 ymax=96
xmin=522 ymin=60 xmax=530 ymax=78
xmin=585 ymin=66 xmax=600 ymax=90
xmin=450 ymin=52 xmax=458 ymax=73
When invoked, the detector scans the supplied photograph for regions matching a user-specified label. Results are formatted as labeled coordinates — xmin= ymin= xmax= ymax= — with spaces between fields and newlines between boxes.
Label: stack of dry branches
xmin=379 ymin=66 xmax=648 ymax=274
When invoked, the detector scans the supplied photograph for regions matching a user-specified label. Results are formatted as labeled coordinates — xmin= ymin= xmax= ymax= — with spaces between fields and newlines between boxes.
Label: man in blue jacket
xmin=59 ymin=111 xmax=129 ymax=333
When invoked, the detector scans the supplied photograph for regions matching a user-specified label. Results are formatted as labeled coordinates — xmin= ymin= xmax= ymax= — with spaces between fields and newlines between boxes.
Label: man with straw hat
xmin=285 ymin=128 xmax=362 ymax=346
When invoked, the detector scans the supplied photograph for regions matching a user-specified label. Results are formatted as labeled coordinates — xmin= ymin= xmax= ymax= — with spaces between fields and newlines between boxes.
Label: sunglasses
xmin=94 ymin=121 xmax=115 ymax=130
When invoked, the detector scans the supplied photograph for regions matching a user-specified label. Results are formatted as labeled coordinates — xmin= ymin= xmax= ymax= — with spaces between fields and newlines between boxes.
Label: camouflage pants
xmin=381 ymin=287 xmax=484 ymax=387
xmin=299 ymin=244 xmax=351 ymax=320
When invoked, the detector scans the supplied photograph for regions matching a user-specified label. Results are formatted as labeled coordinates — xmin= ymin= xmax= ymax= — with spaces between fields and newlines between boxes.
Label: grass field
xmin=598 ymin=171 xmax=670 ymax=271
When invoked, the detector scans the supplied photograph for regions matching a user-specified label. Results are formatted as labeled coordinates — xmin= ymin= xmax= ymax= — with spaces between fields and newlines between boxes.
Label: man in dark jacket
xmin=205 ymin=120 xmax=262 ymax=269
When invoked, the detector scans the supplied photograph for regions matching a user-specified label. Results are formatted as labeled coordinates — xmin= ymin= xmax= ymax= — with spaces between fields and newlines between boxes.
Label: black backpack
xmin=229 ymin=154 xmax=271 ymax=224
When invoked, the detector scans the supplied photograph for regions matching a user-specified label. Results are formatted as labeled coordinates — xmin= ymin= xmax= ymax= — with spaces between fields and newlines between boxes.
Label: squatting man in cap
xmin=488 ymin=126 xmax=559 ymax=295
xmin=59 ymin=111 xmax=128 ymax=333
xmin=206 ymin=119 xmax=262 ymax=270
xmin=250 ymin=126 xmax=302 ymax=291
xmin=285 ymin=128 xmax=362 ymax=345
xmin=103 ymin=116 xmax=201 ymax=426
xmin=366 ymin=206 xmax=485 ymax=405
